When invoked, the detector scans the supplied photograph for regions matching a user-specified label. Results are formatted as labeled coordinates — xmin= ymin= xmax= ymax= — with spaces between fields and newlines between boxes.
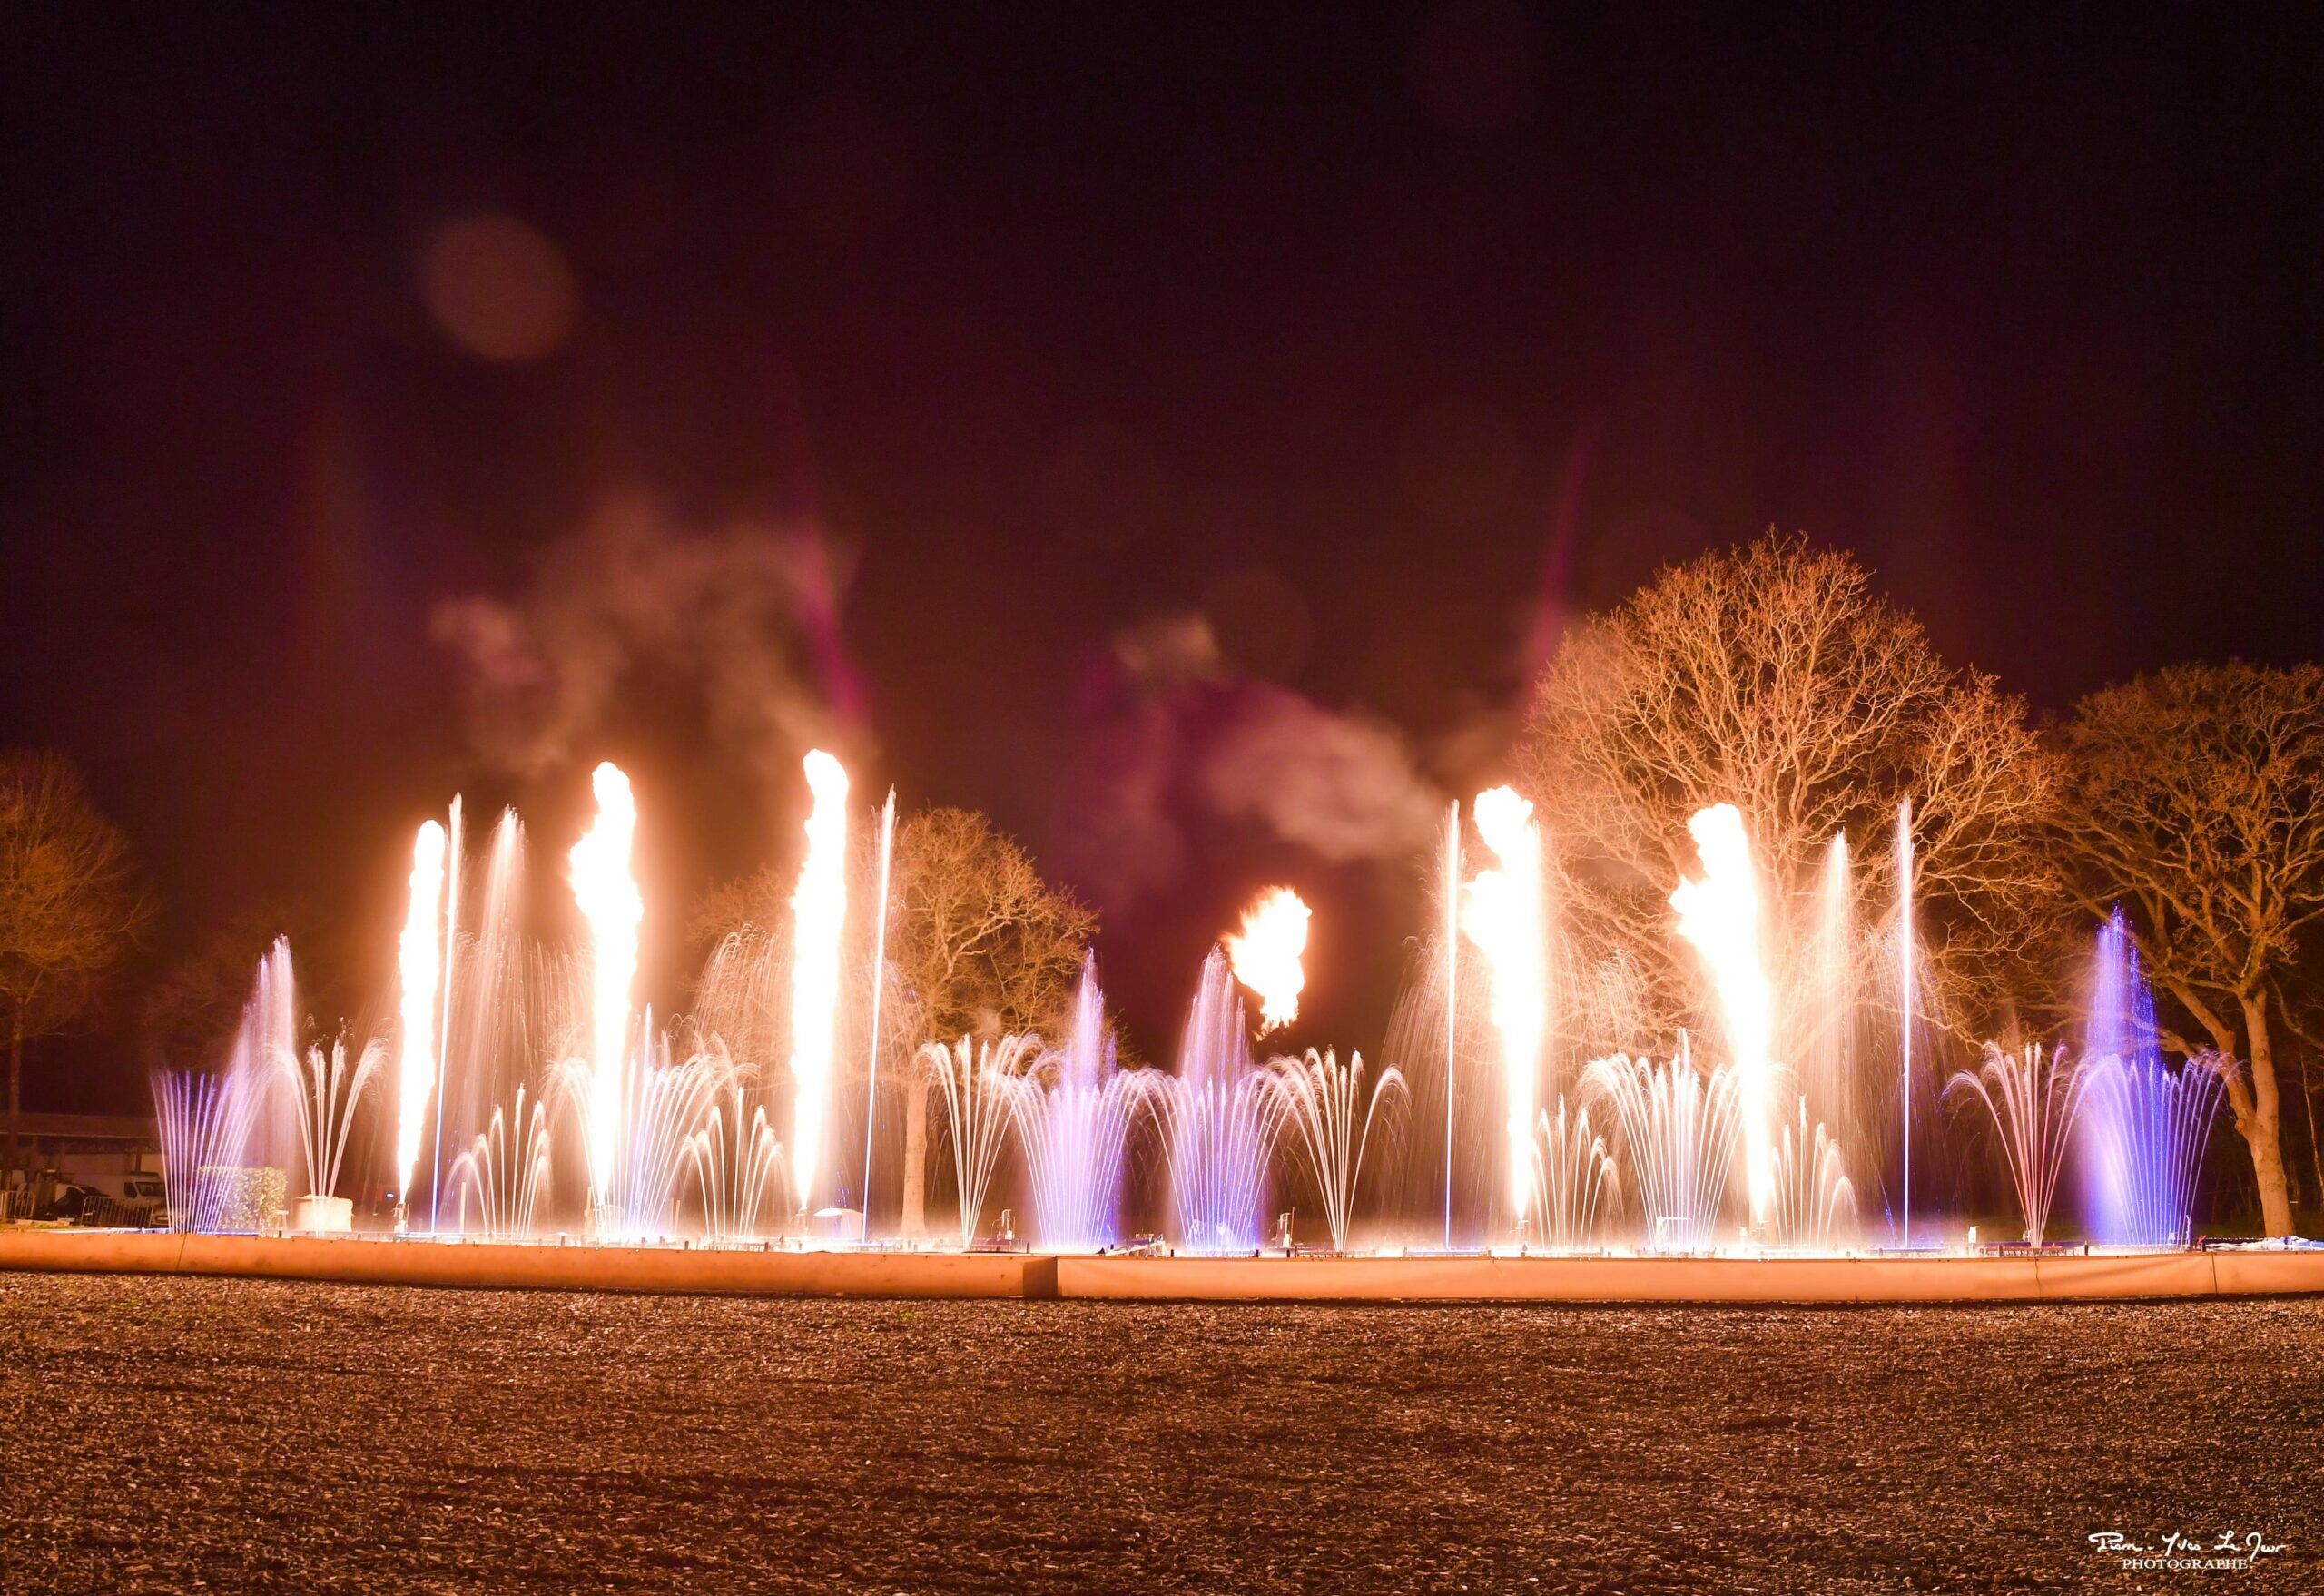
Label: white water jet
xmin=448 ymin=1084 xmax=552 ymax=1240
xmin=154 ymin=941 xmax=295 ymax=1234
xmin=1530 ymin=1095 xmax=1617 ymax=1251
xmin=445 ymin=808 xmax=530 ymax=1154
xmin=1771 ymin=1096 xmax=1856 ymax=1249
xmin=428 ymin=795 xmax=463 ymax=1228
xmin=1896 ymin=797 xmax=1915 ymax=1245
xmin=1015 ymin=955 xmax=1158 ymax=1251
xmin=1944 ymin=1042 xmax=2084 ymax=1246
xmin=611 ymin=1023 xmax=732 ymax=1238
xmin=1805 ymin=832 xmax=1856 ymax=1146
xmin=283 ymin=1034 xmax=384 ymax=1203
xmin=685 ymin=1067 xmax=789 ymax=1242
xmin=1441 ymin=798 xmax=1461 ymax=1248
xmin=858 ymin=786 xmax=896 ymax=1230
xmin=1263 ymin=1048 xmax=1404 ymax=1253
xmin=394 ymin=818 xmax=448 ymax=1209
xmin=921 ymin=1032 xmax=1039 ymax=1247
xmin=1160 ymin=948 xmax=1275 ymax=1253
xmin=1670 ymin=803 xmax=1777 ymax=1228
xmin=1584 ymin=1042 xmax=1743 ymax=1253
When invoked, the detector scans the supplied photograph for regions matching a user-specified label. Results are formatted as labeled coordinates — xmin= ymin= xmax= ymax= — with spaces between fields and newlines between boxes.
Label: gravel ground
xmin=0 ymin=1275 xmax=2317 ymax=1593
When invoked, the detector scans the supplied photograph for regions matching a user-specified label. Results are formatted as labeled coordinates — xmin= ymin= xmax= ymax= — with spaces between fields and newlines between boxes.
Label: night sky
xmin=5 ymin=4 xmax=2321 ymax=1107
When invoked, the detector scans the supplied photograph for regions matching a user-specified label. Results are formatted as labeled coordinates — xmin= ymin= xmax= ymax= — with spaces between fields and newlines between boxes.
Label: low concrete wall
xmin=5 ymin=1230 xmax=2319 ymax=1304
xmin=0 ymin=1230 xmax=1042 ymax=1299
xmin=1054 ymin=1250 xmax=2283 ymax=1303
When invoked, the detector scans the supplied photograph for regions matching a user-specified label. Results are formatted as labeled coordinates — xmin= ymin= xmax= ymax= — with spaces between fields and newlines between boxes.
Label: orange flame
xmin=789 ymin=749 xmax=851 ymax=1211
xmin=1670 ymin=803 xmax=1777 ymax=1227
xmin=394 ymin=819 xmax=448 ymax=1199
xmin=1462 ymin=785 xmax=1545 ymax=1227
xmin=1226 ymin=886 xmax=1312 ymax=1033
xmin=567 ymin=763 xmax=642 ymax=1210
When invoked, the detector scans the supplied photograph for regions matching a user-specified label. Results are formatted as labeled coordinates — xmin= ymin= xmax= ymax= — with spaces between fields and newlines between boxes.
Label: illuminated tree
xmin=692 ymin=804 xmax=1092 ymax=1233
xmin=141 ymin=900 xmax=355 ymax=1072
xmin=0 ymin=753 xmax=148 ymax=1167
xmin=2053 ymin=662 xmax=2324 ymax=1237
xmin=1514 ymin=535 xmax=2058 ymax=1054
xmin=884 ymin=808 xmax=1095 ymax=1233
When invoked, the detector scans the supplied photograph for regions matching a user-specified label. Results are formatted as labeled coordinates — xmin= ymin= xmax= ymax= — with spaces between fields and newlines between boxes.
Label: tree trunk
xmin=2236 ymin=992 xmax=2296 ymax=1238
xmin=900 ymin=1073 xmax=930 ymax=1237
xmin=2300 ymin=1045 xmax=2324 ymax=1220
xmin=6 ymin=1019 xmax=20 ymax=1174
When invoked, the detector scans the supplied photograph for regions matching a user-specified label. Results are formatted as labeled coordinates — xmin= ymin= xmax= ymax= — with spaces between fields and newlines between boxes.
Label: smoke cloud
xmin=430 ymin=498 xmax=857 ymax=785
xmin=1058 ymin=612 xmax=1442 ymax=911
xmin=1201 ymin=687 xmax=1441 ymax=862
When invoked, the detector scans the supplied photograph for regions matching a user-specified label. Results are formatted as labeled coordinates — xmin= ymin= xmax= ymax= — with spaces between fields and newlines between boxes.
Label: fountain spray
xmin=1670 ymin=803 xmax=1776 ymax=1229
xmin=1443 ymin=799 xmax=1461 ymax=1249
xmin=789 ymin=749 xmax=851 ymax=1219
xmin=858 ymin=786 xmax=896 ymax=1238
xmin=568 ymin=762 xmax=643 ymax=1225
xmin=1897 ymin=797 xmax=1914 ymax=1248
xmin=394 ymin=819 xmax=448 ymax=1229
xmin=1226 ymin=886 xmax=1311 ymax=1034
xmin=1810 ymin=832 xmax=1854 ymax=1143
xmin=1463 ymin=785 xmax=1545 ymax=1237
xmin=428 ymin=795 xmax=462 ymax=1232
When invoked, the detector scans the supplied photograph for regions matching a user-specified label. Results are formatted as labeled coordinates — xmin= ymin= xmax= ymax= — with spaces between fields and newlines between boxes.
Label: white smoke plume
xmin=1202 ymin=686 xmax=1440 ymax=864
xmin=431 ymin=498 xmax=854 ymax=785
xmin=1059 ymin=612 xmax=1442 ymax=911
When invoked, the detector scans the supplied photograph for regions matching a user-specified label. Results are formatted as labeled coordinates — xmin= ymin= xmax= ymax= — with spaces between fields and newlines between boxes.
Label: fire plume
xmin=567 ymin=762 xmax=642 ymax=1210
xmin=1462 ymin=785 xmax=1546 ymax=1227
xmin=789 ymin=748 xmax=851 ymax=1211
xmin=1226 ymin=886 xmax=1311 ymax=1033
xmin=393 ymin=819 xmax=448 ymax=1201
xmin=1670 ymin=803 xmax=1777 ymax=1227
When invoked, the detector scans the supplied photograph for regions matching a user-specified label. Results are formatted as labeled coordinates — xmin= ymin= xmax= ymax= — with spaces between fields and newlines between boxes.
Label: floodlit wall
xmin=5 ymin=1231 xmax=2323 ymax=1303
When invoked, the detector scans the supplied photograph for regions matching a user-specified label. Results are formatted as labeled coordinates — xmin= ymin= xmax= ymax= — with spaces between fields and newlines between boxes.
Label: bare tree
xmin=1515 ymin=535 xmax=2059 ymax=1058
xmin=2053 ymin=662 xmax=2324 ymax=1237
xmin=0 ymin=753 xmax=148 ymax=1167
xmin=885 ymin=807 xmax=1095 ymax=1232
xmin=141 ymin=899 xmax=356 ymax=1073
xmin=689 ymin=805 xmax=1093 ymax=1234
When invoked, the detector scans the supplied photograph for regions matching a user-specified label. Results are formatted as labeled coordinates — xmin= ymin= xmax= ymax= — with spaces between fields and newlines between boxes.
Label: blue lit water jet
xmin=1015 ymin=956 xmax=1158 ymax=1251
xmin=1159 ymin=948 xmax=1274 ymax=1253
xmin=2080 ymin=909 xmax=2230 ymax=1246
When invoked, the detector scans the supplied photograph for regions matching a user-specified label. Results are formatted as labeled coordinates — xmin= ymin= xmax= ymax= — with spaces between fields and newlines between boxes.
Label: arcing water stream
xmin=151 ymin=752 xmax=2238 ymax=1256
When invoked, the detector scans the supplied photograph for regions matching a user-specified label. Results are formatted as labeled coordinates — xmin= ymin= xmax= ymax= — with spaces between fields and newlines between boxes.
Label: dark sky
xmin=5 ymin=3 xmax=2322 ymax=1105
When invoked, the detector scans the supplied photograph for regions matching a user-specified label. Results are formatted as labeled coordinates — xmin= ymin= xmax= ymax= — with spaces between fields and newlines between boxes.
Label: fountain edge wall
xmin=5 ymin=1232 xmax=2324 ymax=1303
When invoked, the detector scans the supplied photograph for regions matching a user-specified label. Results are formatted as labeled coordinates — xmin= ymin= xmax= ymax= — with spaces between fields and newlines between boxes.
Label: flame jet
xmin=789 ymin=749 xmax=851 ymax=1214
xmin=568 ymin=763 xmax=643 ymax=1215
xmin=1225 ymin=886 xmax=1311 ymax=1033
xmin=394 ymin=820 xmax=449 ymax=1208
xmin=1462 ymin=785 xmax=1547 ymax=1233
xmin=1670 ymin=803 xmax=1777 ymax=1227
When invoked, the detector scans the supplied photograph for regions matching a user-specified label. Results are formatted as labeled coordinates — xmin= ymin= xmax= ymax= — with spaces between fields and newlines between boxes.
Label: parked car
xmin=73 ymin=1172 xmax=169 ymax=1228
xmin=36 ymin=1180 xmax=101 ymax=1222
